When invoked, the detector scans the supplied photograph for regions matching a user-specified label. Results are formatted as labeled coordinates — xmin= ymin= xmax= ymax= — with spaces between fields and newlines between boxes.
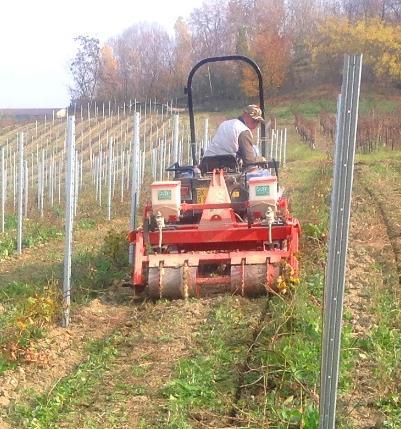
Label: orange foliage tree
xmin=98 ymin=45 xmax=120 ymax=99
xmin=240 ymin=0 xmax=291 ymax=96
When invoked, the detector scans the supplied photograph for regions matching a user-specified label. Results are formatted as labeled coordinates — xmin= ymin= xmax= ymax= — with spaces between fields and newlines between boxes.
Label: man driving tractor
xmin=201 ymin=104 xmax=266 ymax=172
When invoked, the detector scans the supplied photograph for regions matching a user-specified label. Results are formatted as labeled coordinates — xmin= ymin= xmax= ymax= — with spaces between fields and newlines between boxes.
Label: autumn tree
xmin=171 ymin=17 xmax=193 ymax=95
xmin=68 ymin=0 xmax=401 ymax=105
xmin=284 ymin=0 xmax=329 ymax=88
xmin=97 ymin=44 xmax=120 ymax=100
xmin=69 ymin=35 xmax=100 ymax=102
xmin=238 ymin=0 xmax=292 ymax=95
xmin=190 ymin=0 xmax=231 ymax=59
xmin=313 ymin=17 xmax=401 ymax=85
xmin=112 ymin=22 xmax=173 ymax=100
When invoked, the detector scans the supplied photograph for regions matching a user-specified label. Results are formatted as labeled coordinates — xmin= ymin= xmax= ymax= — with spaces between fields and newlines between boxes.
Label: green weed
xmin=0 ymin=221 xmax=62 ymax=261
xmin=369 ymin=284 xmax=401 ymax=427
xmin=71 ymin=229 xmax=129 ymax=302
xmin=0 ymin=279 xmax=61 ymax=367
xmin=77 ymin=217 xmax=97 ymax=230
xmin=161 ymin=297 xmax=259 ymax=426
xmin=4 ymin=214 xmax=17 ymax=230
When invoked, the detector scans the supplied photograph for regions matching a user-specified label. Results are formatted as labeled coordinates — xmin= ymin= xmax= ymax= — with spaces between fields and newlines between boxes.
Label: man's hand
xmin=255 ymin=155 xmax=266 ymax=162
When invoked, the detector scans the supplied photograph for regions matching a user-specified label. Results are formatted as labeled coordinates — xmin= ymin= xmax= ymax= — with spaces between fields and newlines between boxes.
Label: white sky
xmin=0 ymin=0 xmax=203 ymax=108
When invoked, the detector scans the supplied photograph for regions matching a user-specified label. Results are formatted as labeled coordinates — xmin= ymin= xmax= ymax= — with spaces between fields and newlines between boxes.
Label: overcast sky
xmin=0 ymin=0 xmax=203 ymax=108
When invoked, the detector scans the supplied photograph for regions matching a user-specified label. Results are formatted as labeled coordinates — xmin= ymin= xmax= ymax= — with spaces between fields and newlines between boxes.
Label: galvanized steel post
xmin=17 ymin=133 xmax=24 ymax=254
xmin=203 ymin=118 xmax=209 ymax=150
xmin=173 ymin=114 xmax=179 ymax=163
xmin=62 ymin=116 xmax=76 ymax=328
xmin=283 ymin=128 xmax=287 ymax=167
xmin=319 ymin=54 xmax=363 ymax=429
xmin=107 ymin=138 xmax=113 ymax=220
xmin=1 ymin=147 xmax=5 ymax=233
xmin=129 ymin=112 xmax=140 ymax=265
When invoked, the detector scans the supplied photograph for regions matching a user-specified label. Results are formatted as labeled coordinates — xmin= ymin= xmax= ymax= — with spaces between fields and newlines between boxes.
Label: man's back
xmin=203 ymin=119 xmax=251 ymax=157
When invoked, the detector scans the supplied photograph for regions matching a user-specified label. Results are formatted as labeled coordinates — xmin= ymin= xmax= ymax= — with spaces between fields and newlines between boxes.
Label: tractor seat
xmin=200 ymin=155 xmax=240 ymax=174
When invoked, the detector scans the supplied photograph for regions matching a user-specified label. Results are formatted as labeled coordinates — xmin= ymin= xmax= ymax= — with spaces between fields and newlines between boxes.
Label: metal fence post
xmin=62 ymin=116 xmax=76 ymax=328
xmin=319 ymin=54 xmax=363 ymax=429
xmin=107 ymin=138 xmax=113 ymax=221
xmin=1 ymin=147 xmax=5 ymax=233
xmin=204 ymin=118 xmax=209 ymax=150
xmin=283 ymin=128 xmax=287 ymax=167
xmin=129 ymin=112 xmax=140 ymax=266
xmin=17 ymin=133 xmax=24 ymax=254
xmin=173 ymin=114 xmax=179 ymax=164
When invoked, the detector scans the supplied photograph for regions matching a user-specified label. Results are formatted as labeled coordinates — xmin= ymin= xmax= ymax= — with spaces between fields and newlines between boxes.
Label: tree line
xmin=69 ymin=0 xmax=401 ymax=106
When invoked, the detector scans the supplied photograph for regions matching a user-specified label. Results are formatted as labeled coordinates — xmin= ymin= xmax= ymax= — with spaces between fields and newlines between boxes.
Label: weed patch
xmin=0 ymin=279 xmax=61 ymax=368
xmin=369 ymin=275 xmax=401 ymax=427
xmin=0 ymin=221 xmax=62 ymax=261
xmin=160 ymin=297 xmax=262 ymax=427
xmin=71 ymin=229 xmax=129 ymax=302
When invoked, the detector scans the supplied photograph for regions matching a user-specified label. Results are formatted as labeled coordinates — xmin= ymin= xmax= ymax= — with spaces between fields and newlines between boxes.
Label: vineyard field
xmin=1 ymin=100 xmax=401 ymax=428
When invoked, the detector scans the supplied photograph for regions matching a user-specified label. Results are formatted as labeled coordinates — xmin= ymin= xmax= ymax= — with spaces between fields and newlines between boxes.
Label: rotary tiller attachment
xmin=147 ymin=259 xmax=282 ymax=300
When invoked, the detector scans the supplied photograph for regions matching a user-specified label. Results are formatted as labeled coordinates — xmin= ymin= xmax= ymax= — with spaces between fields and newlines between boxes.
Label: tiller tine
xmin=147 ymin=256 xmax=283 ymax=300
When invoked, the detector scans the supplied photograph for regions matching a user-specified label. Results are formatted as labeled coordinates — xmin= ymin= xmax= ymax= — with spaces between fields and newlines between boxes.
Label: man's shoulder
xmin=220 ymin=118 xmax=241 ymax=125
xmin=220 ymin=118 xmax=249 ymax=130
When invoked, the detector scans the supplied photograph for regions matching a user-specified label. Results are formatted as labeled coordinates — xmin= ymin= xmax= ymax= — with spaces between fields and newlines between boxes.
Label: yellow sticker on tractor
xmin=196 ymin=188 xmax=208 ymax=203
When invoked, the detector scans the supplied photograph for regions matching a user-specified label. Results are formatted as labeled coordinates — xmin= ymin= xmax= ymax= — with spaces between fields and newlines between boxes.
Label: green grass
xmin=356 ymin=148 xmax=401 ymax=168
xmin=284 ymin=135 xmax=323 ymax=163
xmin=270 ymin=91 xmax=401 ymax=121
xmin=273 ymin=99 xmax=337 ymax=119
xmin=77 ymin=217 xmax=97 ymax=230
xmin=4 ymin=214 xmax=18 ymax=230
xmin=71 ymin=229 xmax=129 ymax=302
xmin=369 ymin=271 xmax=401 ymax=428
xmin=0 ymin=221 xmax=63 ymax=260
xmin=350 ymin=162 xmax=401 ymax=426
xmin=358 ymin=96 xmax=401 ymax=114
xmin=159 ymin=297 xmax=262 ymax=427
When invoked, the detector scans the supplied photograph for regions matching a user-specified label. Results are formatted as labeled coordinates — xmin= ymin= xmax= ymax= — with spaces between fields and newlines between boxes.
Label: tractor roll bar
xmin=185 ymin=55 xmax=266 ymax=165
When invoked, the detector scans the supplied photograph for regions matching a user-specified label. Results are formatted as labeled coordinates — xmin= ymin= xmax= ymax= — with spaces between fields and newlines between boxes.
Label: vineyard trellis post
xmin=1 ymin=147 xmax=5 ymax=233
xmin=283 ymin=128 xmax=287 ymax=166
xmin=62 ymin=116 xmax=76 ymax=328
xmin=319 ymin=53 xmax=363 ymax=429
xmin=24 ymin=160 xmax=28 ymax=218
xmin=17 ymin=133 xmax=24 ymax=254
xmin=173 ymin=114 xmax=179 ymax=164
xmin=129 ymin=112 xmax=140 ymax=266
xmin=204 ymin=118 xmax=209 ymax=150
xmin=107 ymin=137 xmax=113 ymax=221
xmin=270 ymin=129 xmax=274 ymax=160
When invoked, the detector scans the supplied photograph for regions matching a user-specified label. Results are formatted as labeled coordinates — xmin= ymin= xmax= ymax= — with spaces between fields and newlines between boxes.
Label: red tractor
xmin=128 ymin=55 xmax=300 ymax=299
